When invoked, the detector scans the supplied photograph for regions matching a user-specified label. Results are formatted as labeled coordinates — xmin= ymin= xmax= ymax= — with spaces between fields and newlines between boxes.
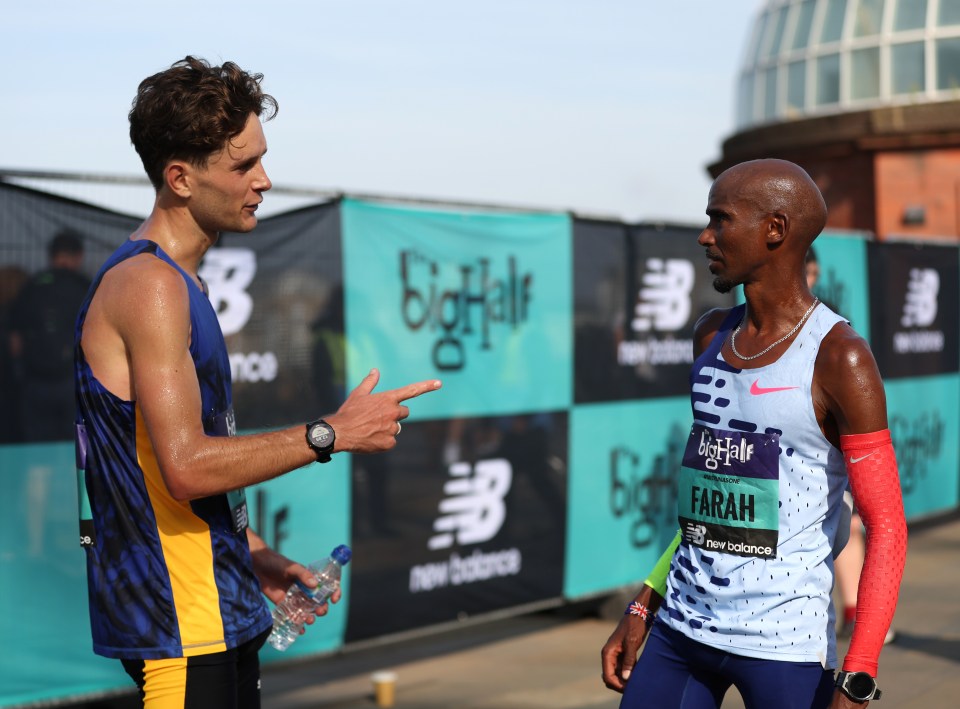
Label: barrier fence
xmin=0 ymin=181 xmax=957 ymax=707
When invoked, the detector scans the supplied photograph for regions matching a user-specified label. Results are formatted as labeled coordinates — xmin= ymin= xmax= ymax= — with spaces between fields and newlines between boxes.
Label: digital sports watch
xmin=305 ymin=419 xmax=335 ymax=463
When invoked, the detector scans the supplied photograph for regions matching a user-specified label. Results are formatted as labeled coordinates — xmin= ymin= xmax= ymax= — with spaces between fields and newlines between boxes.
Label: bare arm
xmin=600 ymin=531 xmax=679 ymax=692
xmin=815 ymin=324 xmax=907 ymax=708
xmin=86 ymin=254 xmax=441 ymax=501
xmin=813 ymin=322 xmax=888 ymax=440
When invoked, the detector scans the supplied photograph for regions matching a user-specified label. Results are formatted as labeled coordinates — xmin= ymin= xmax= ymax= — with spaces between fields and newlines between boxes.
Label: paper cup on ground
xmin=371 ymin=671 xmax=397 ymax=707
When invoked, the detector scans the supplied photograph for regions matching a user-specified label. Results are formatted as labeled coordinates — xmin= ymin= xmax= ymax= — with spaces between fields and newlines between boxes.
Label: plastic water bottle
xmin=267 ymin=544 xmax=352 ymax=651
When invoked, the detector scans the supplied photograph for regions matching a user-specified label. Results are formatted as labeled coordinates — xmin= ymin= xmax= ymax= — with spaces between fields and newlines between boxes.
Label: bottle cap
xmin=331 ymin=544 xmax=352 ymax=565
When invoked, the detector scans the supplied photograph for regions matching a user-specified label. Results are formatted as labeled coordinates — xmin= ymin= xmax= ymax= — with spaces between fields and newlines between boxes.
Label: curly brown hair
xmin=129 ymin=56 xmax=278 ymax=190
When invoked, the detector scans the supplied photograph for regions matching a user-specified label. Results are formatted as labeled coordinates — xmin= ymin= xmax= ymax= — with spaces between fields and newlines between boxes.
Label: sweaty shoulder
xmin=693 ymin=307 xmax=734 ymax=358
xmin=98 ymin=253 xmax=188 ymax=317
xmin=82 ymin=251 xmax=191 ymax=400
xmin=814 ymin=321 xmax=888 ymax=437
xmin=816 ymin=320 xmax=875 ymax=378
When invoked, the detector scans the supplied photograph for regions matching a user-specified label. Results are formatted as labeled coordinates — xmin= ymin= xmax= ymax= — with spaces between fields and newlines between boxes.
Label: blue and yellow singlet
xmin=74 ymin=239 xmax=271 ymax=660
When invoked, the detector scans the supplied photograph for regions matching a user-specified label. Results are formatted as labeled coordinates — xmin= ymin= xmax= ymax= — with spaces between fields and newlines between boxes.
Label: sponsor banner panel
xmin=0 ymin=182 xmax=140 ymax=275
xmin=867 ymin=241 xmax=959 ymax=379
xmin=0 ymin=443 xmax=130 ymax=705
xmin=565 ymin=398 xmax=689 ymax=598
xmin=246 ymin=448 xmax=352 ymax=661
xmin=215 ymin=203 xmax=344 ymax=428
xmin=341 ymin=199 xmax=572 ymax=419
xmin=346 ymin=412 xmax=568 ymax=642
xmin=0 ymin=185 xmax=344 ymax=435
xmin=810 ymin=232 xmax=871 ymax=341
xmin=884 ymin=374 xmax=960 ymax=519
xmin=572 ymin=220 xmax=734 ymax=403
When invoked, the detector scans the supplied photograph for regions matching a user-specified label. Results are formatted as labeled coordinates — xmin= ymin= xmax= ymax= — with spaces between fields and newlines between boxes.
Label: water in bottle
xmin=267 ymin=544 xmax=352 ymax=651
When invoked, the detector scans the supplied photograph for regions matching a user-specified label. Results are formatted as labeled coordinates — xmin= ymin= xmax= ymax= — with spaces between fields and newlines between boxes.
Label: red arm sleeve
xmin=840 ymin=429 xmax=907 ymax=676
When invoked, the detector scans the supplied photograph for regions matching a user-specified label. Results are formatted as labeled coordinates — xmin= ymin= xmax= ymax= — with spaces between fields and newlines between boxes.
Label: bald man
xmin=601 ymin=160 xmax=906 ymax=709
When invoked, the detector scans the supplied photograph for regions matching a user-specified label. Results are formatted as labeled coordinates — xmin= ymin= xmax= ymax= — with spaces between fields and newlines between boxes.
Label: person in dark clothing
xmin=8 ymin=230 xmax=91 ymax=442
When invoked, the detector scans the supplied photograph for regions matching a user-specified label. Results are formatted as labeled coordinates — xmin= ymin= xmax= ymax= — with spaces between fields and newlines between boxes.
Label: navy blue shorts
xmin=620 ymin=622 xmax=835 ymax=709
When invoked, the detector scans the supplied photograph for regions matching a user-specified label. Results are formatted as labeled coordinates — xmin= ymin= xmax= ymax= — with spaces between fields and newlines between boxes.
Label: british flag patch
xmin=626 ymin=601 xmax=650 ymax=620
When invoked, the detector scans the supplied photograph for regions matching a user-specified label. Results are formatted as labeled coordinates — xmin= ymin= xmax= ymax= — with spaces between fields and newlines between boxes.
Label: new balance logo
xmin=685 ymin=522 xmax=706 ymax=545
xmin=901 ymin=268 xmax=939 ymax=328
xmin=200 ymin=247 xmax=257 ymax=336
xmin=428 ymin=459 xmax=512 ymax=550
xmin=632 ymin=258 xmax=694 ymax=332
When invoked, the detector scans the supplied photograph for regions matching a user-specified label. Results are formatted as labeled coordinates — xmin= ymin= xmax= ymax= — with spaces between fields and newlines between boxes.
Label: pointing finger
xmin=389 ymin=378 xmax=443 ymax=402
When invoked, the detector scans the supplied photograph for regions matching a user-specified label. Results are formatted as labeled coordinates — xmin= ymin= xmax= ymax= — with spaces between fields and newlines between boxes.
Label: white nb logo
xmin=685 ymin=522 xmax=706 ymax=546
xmin=901 ymin=268 xmax=939 ymax=328
xmin=199 ymin=248 xmax=257 ymax=336
xmin=428 ymin=459 xmax=512 ymax=550
xmin=632 ymin=258 xmax=694 ymax=332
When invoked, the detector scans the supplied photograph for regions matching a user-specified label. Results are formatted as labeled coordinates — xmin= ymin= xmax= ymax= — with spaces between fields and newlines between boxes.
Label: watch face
xmin=309 ymin=423 xmax=333 ymax=449
xmin=847 ymin=672 xmax=875 ymax=700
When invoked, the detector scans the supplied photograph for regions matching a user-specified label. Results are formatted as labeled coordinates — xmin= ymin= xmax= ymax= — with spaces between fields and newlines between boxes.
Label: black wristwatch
xmin=835 ymin=670 xmax=881 ymax=702
xmin=305 ymin=419 xmax=335 ymax=463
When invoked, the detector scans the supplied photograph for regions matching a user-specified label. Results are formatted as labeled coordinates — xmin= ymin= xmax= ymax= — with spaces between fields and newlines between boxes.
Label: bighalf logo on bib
xmin=200 ymin=248 xmax=278 ymax=384
xmin=618 ymin=258 xmax=695 ymax=367
xmin=698 ymin=429 xmax=755 ymax=471
xmin=409 ymin=458 xmax=523 ymax=593
xmin=894 ymin=268 xmax=944 ymax=354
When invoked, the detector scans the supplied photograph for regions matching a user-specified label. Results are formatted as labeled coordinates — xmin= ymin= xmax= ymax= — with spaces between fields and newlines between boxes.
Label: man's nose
xmin=254 ymin=165 xmax=272 ymax=192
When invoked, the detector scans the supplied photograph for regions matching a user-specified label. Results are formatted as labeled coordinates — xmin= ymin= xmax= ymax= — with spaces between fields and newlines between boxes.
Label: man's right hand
xmin=326 ymin=368 xmax=441 ymax=454
xmin=600 ymin=585 xmax=662 ymax=693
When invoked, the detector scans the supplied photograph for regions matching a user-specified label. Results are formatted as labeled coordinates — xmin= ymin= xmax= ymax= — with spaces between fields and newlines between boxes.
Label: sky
xmin=3 ymin=0 xmax=766 ymax=224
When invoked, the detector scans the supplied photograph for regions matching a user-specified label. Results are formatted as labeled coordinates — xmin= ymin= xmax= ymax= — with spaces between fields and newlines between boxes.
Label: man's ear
xmin=163 ymin=161 xmax=191 ymax=198
xmin=766 ymin=211 xmax=788 ymax=244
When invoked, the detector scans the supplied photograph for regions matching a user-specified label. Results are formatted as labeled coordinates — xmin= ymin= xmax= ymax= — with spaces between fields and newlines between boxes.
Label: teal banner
xmin=0 ymin=443 xmax=129 ymax=706
xmin=0 ymin=441 xmax=351 ymax=706
xmin=884 ymin=375 xmax=960 ymax=519
xmin=248 ymin=451 xmax=352 ymax=662
xmin=564 ymin=398 xmax=689 ymax=598
xmin=811 ymin=231 xmax=871 ymax=341
xmin=340 ymin=199 xmax=572 ymax=419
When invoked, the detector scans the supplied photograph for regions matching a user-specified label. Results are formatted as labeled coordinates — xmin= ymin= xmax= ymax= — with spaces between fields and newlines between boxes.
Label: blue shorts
xmin=620 ymin=622 xmax=835 ymax=709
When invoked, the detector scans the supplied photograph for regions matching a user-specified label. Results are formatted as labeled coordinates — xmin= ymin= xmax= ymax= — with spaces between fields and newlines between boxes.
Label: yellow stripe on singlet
xmin=135 ymin=404 xmax=227 ymax=656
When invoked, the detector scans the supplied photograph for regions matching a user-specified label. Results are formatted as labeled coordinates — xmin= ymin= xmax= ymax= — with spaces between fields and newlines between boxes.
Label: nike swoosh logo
xmin=850 ymin=453 xmax=874 ymax=464
xmin=749 ymin=380 xmax=799 ymax=395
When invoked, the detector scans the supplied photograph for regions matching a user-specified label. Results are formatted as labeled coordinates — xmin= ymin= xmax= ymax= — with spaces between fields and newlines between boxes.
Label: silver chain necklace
xmin=730 ymin=298 xmax=819 ymax=361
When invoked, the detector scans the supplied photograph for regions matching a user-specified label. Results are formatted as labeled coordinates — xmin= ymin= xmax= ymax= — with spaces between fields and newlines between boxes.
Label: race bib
xmin=677 ymin=424 xmax=780 ymax=558
xmin=209 ymin=408 xmax=248 ymax=534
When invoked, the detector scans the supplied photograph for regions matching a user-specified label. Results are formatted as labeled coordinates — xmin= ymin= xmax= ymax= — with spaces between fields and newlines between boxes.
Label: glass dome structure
xmin=738 ymin=0 xmax=960 ymax=129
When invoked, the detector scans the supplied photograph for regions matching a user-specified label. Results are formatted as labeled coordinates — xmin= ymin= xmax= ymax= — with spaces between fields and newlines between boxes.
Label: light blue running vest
xmin=661 ymin=303 xmax=848 ymax=668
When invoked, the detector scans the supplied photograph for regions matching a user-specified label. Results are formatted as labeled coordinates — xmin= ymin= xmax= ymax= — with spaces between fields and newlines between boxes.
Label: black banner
xmin=573 ymin=220 xmax=734 ymax=402
xmin=346 ymin=412 xmax=568 ymax=642
xmin=213 ymin=203 xmax=343 ymax=428
xmin=867 ymin=241 xmax=960 ymax=379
